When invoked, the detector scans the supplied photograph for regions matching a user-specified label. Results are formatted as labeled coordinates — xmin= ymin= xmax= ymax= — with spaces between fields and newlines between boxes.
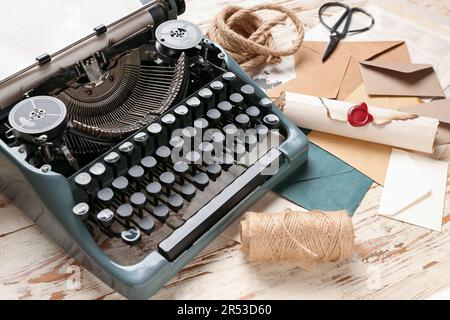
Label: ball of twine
xmin=207 ymin=3 xmax=305 ymax=74
xmin=241 ymin=210 xmax=355 ymax=270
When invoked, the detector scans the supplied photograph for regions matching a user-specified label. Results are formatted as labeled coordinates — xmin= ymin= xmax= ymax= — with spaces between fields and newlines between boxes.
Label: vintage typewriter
xmin=0 ymin=0 xmax=308 ymax=299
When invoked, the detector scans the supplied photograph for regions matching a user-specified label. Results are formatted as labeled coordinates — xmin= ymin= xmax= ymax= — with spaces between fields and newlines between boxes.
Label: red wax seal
xmin=347 ymin=102 xmax=373 ymax=127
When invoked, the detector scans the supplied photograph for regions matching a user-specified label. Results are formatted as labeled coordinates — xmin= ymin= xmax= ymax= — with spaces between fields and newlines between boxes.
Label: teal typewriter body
xmin=0 ymin=0 xmax=308 ymax=299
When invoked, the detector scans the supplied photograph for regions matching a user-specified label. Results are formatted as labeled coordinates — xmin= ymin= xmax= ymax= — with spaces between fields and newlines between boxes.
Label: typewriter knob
xmin=155 ymin=20 xmax=203 ymax=59
xmin=8 ymin=96 xmax=68 ymax=141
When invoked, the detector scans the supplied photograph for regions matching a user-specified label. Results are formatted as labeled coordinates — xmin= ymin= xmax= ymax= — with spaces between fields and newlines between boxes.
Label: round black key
xmin=217 ymin=101 xmax=232 ymax=115
xmin=174 ymin=105 xmax=189 ymax=127
xmin=223 ymin=72 xmax=237 ymax=82
xmin=223 ymin=124 xmax=238 ymax=136
xmin=199 ymin=142 xmax=214 ymax=164
xmin=72 ymin=203 xmax=90 ymax=221
xmin=74 ymin=172 xmax=92 ymax=191
xmin=112 ymin=176 xmax=129 ymax=195
xmin=181 ymin=126 xmax=197 ymax=139
xmin=210 ymin=131 xmax=226 ymax=148
xmin=199 ymin=88 xmax=213 ymax=109
xmin=223 ymin=72 xmax=237 ymax=94
xmin=130 ymin=192 xmax=146 ymax=217
xmin=159 ymin=172 xmax=175 ymax=190
xmin=173 ymin=161 xmax=189 ymax=183
xmin=185 ymin=151 xmax=201 ymax=167
xmin=169 ymin=136 xmax=185 ymax=149
xmin=193 ymin=172 xmax=209 ymax=190
xmin=119 ymin=142 xmax=135 ymax=166
xmin=104 ymin=152 xmax=121 ymax=178
xmin=206 ymin=164 xmax=222 ymax=181
xmin=235 ymin=114 xmax=250 ymax=129
xmin=167 ymin=194 xmax=184 ymax=212
xmin=156 ymin=146 xmax=172 ymax=167
xmin=89 ymin=163 xmax=107 ymax=185
xmin=162 ymin=113 xmax=177 ymax=131
xmin=180 ymin=183 xmax=196 ymax=201
xmin=263 ymin=114 xmax=280 ymax=129
xmin=141 ymin=156 xmax=157 ymax=175
xmin=230 ymin=93 xmax=244 ymax=109
xmin=97 ymin=209 xmax=114 ymax=228
xmin=116 ymin=203 xmax=133 ymax=221
xmin=240 ymin=84 xmax=255 ymax=98
xmin=97 ymin=188 xmax=114 ymax=206
xmin=146 ymin=182 xmax=162 ymax=205
xmin=246 ymin=106 xmax=261 ymax=122
xmin=147 ymin=123 xmax=163 ymax=146
xmin=244 ymin=133 xmax=258 ymax=151
xmin=234 ymin=144 xmax=246 ymax=161
xmin=210 ymin=81 xmax=225 ymax=102
xmin=206 ymin=109 xmax=221 ymax=126
xmin=121 ymin=228 xmax=141 ymax=245
xmin=152 ymin=204 xmax=170 ymax=222
xmin=220 ymin=153 xmax=234 ymax=171
xmin=194 ymin=118 xmax=209 ymax=132
xmin=128 ymin=165 xmax=145 ymax=184
xmin=186 ymin=97 xmax=202 ymax=117
xmin=259 ymin=97 xmax=273 ymax=114
xmin=256 ymin=124 xmax=269 ymax=136
xmin=133 ymin=132 xmax=149 ymax=157
xmin=136 ymin=216 xmax=155 ymax=236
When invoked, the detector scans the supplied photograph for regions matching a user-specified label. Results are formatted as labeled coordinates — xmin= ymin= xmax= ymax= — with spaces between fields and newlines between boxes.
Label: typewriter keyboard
xmin=70 ymin=71 xmax=284 ymax=264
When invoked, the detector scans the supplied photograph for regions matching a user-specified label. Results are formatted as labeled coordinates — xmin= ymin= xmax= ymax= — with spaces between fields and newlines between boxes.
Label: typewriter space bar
xmin=159 ymin=148 xmax=282 ymax=261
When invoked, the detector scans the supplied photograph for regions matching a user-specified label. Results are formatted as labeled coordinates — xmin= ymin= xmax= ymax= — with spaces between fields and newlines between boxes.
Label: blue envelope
xmin=274 ymin=142 xmax=373 ymax=215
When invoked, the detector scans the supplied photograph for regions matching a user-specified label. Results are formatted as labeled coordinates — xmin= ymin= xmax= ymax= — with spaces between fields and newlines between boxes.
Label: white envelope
xmin=378 ymin=149 xmax=448 ymax=231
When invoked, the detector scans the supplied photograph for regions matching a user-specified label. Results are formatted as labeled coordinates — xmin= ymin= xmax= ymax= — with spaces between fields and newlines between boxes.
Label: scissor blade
xmin=322 ymin=35 xmax=340 ymax=62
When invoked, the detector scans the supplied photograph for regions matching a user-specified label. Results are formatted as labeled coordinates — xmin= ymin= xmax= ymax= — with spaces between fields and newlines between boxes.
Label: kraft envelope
xmin=274 ymin=143 xmax=373 ymax=215
xmin=378 ymin=149 xmax=448 ymax=232
xmin=268 ymin=41 xmax=406 ymax=99
xmin=400 ymin=99 xmax=450 ymax=145
xmin=359 ymin=61 xmax=445 ymax=98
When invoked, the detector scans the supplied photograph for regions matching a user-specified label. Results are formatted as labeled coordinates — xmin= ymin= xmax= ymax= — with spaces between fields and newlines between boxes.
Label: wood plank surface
xmin=1 ymin=0 xmax=450 ymax=300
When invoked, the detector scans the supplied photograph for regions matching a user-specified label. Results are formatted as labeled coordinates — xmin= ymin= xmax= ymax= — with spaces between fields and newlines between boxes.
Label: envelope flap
xmin=400 ymin=99 xmax=450 ymax=124
xmin=360 ymin=61 xmax=434 ymax=74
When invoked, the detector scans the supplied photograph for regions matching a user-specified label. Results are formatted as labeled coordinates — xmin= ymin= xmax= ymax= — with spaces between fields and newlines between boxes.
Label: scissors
xmin=319 ymin=2 xmax=375 ymax=62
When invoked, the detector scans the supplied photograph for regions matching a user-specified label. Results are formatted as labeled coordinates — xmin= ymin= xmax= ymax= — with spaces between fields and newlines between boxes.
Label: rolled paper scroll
xmin=283 ymin=92 xmax=439 ymax=154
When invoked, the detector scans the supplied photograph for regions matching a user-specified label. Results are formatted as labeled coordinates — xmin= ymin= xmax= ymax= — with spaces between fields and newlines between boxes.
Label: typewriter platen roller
xmin=0 ymin=0 xmax=308 ymax=299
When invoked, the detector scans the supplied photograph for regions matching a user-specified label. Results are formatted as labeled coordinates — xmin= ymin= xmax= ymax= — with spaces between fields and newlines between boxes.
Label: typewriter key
xmin=141 ymin=156 xmax=157 ymax=177
xmin=104 ymin=152 xmax=121 ymax=178
xmin=97 ymin=188 xmax=114 ymax=207
xmin=133 ymin=132 xmax=149 ymax=157
xmin=256 ymin=124 xmax=269 ymax=142
xmin=116 ymin=204 xmax=133 ymax=227
xmin=263 ymin=114 xmax=281 ymax=130
xmin=259 ymin=98 xmax=273 ymax=114
xmin=180 ymin=183 xmax=196 ymax=201
xmin=128 ymin=165 xmax=145 ymax=188
xmin=198 ymin=88 xmax=214 ymax=110
xmin=244 ymin=133 xmax=258 ymax=152
xmin=135 ymin=216 xmax=155 ymax=236
xmin=217 ymin=101 xmax=233 ymax=115
xmin=156 ymin=146 xmax=172 ymax=170
xmin=121 ymin=228 xmax=141 ymax=245
xmin=89 ymin=162 xmax=107 ymax=189
xmin=112 ymin=176 xmax=129 ymax=202
xmin=168 ymin=194 xmax=184 ymax=212
xmin=152 ymin=204 xmax=170 ymax=222
xmin=174 ymin=105 xmax=189 ymax=127
xmin=194 ymin=118 xmax=209 ymax=134
xmin=147 ymin=123 xmax=164 ymax=146
xmin=186 ymin=97 xmax=202 ymax=118
xmin=229 ymin=93 xmax=244 ymax=110
xmin=119 ymin=142 xmax=135 ymax=167
xmin=235 ymin=114 xmax=250 ymax=129
xmin=161 ymin=113 xmax=177 ymax=133
xmin=206 ymin=164 xmax=222 ymax=181
xmin=233 ymin=144 xmax=246 ymax=161
xmin=220 ymin=153 xmax=234 ymax=171
xmin=97 ymin=209 xmax=114 ymax=229
xmin=210 ymin=81 xmax=225 ymax=103
xmin=75 ymin=172 xmax=93 ymax=192
xmin=193 ymin=172 xmax=209 ymax=191
xmin=130 ymin=192 xmax=147 ymax=218
xmin=146 ymin=182 xmax=162 ymax=206
xmin=159 ymin=172 xmax=176 ymax=196
xmin=246 ymin=106 xmax=261 ymax=123
xmin=222 ymin=72 xmax=237 ymax=96
xmin=173 ymin=161 xmax=189 ymax=184
xmin=72 ymin=203 xmax=90 ymax=221
xmin=240 ymin=84 xmax=255 ymax=99
xmin=206 ymin=109 xmax=221 ymax=126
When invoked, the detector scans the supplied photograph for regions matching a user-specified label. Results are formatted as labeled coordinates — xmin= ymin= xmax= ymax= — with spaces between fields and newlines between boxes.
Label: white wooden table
xmin=1 ymin=0 xmax=450 ymax=300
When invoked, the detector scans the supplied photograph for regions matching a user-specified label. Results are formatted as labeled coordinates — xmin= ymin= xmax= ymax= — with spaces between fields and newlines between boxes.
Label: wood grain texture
xmin=1 ymin=0 xmax=450 ymax=300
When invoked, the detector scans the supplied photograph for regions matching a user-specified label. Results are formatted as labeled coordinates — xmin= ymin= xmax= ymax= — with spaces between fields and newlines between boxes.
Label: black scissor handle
xmin=319 ymin=2 xmax=374 ymax=38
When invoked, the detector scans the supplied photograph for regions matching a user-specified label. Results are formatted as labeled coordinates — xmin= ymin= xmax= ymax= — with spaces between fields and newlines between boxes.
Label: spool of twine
xmin=241 ymin=210 xmax=355 ymax=270
xmin=207 ymin=3 xmax=304 ymax=74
